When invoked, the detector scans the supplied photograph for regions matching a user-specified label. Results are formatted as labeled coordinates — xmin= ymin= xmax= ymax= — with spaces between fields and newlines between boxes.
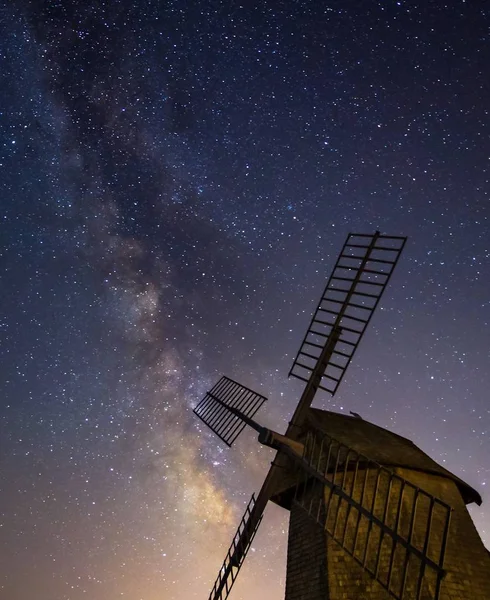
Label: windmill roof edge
xmin=307 ymin=407 xmax=482 ymax=506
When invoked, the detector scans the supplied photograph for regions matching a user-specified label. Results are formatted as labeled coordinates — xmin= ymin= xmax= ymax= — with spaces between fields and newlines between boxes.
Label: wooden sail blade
xmin=289 ymin=231 xmax=407 ymax=396
xmin=206 ymin=440 xmax=298 ymax=600
xmin=208 ymin=493 xmax=264 ymax=600
xmin=194 ymin=376 xmax=267 ymax=447
xmin=287 ymin=430 xmax=451 ymax=600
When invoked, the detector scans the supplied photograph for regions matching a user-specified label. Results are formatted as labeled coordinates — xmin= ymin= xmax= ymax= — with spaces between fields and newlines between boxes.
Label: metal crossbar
xmin=208 ymin=494 xmax=262 ymax=600
xmin=289 ymin=232 xmax=407 ymax=395
xmin=194 ymin=376 xmax=267 ymax=447
xmin=291 ymin=430 xmax=451 ymax=600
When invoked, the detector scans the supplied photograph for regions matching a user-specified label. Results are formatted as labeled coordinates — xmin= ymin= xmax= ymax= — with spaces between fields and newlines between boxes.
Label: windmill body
xmin=192 ymin=232 xmax=490 ymax=600
xmin=282 ymin=409 xmax=490 ymax=599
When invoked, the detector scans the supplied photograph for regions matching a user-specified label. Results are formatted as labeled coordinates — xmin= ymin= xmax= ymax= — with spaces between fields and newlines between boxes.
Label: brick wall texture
xmin=286 ymin=497 xmax=330 ymax=600
xmin=285 ymin=468 xmax=490 ymax=599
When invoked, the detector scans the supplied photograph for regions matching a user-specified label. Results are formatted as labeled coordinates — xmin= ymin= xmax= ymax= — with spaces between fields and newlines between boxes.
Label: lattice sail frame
xmin=289 ymin=232 xmax=407 ymax=395
xmin=194 ymin=376 xmax=267 ymax=447
xmin=208 ymin=494 xmax=263 ymax=600
xmin=292 ymin=430 xmax=452 ymax=600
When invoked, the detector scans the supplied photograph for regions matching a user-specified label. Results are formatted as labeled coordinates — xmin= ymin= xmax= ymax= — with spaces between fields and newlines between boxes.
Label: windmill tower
xmin=193 ymin=232 xmax=490 ymax=600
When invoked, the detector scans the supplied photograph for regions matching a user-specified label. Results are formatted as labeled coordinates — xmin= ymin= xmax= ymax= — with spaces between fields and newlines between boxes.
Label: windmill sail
xmin=289 ymin=232 xmax=407 ymax=396
xmin=208 ymin=494 xmax=263 ymax=600
xmin=289 ymin=430 xmax=451 ymax=600
xmin=194 ymin=376 xmax=267 ymax=447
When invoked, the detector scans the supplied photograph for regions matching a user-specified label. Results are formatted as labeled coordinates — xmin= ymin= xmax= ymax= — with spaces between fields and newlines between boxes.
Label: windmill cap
xmin=307 ymin=408 xmax=482 ymax=506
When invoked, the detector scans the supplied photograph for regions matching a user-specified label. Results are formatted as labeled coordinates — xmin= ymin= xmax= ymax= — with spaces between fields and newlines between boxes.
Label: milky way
xmin=1 ymin=2 xmax=489 ymax=599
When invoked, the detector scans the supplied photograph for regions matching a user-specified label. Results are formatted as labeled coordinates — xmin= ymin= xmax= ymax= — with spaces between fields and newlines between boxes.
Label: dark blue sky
xmin=1 ymin=2 xmax=489 ymax=599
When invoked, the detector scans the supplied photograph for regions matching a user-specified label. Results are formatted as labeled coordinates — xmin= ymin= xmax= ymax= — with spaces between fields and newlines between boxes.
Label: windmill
xmin=193 ymin=231 xmax=490 ymax=600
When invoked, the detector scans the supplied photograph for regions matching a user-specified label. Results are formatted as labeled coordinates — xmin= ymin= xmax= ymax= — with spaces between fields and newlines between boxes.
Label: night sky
xmin=1 ymin=2 xmax=489 ymax=599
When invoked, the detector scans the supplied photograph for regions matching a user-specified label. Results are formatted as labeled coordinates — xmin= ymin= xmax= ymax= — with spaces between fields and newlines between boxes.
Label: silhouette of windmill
xmin=193 ymin=231 xmax=489 ymax=599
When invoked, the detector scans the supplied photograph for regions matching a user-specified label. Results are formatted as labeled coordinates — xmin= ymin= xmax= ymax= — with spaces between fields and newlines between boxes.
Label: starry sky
xmin=1 ymin=2 xmax=489 ymax=599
